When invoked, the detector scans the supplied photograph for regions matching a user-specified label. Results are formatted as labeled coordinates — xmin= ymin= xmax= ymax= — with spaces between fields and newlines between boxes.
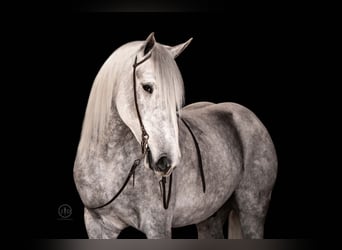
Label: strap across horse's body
xmin=180 ymin=117 xmax=206 ymax=193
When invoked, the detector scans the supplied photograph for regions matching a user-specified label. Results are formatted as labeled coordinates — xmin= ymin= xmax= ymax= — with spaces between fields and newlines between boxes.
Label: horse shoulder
xmin=215 ymin=102 xmax=267 ymax=133
xmin=217 ymin=102 xmax=278 ymax=186
xmin=210 ymin=102 xmax=277 ymax=165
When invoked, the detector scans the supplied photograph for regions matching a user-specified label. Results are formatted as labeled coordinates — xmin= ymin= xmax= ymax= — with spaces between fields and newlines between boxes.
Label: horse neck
xmin=102 ymin=106 xmax=140 ymax=165
xmin=74 ymin=106 xmax=141 ymax=208
xmin=77 ymin=105 xmax=140 ymax=177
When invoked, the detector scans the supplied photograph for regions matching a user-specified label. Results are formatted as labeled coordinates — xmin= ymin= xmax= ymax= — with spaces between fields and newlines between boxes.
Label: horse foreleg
xmin=196 ymin=214 xmax=226 ymax=239
xmin=196 ymin=201 xmax=231 ymax=239
xmin=228 ymin=208 xmax=242 ymax=239
xmin=84 ymin=208 xmax=127 ymax=239
xmin=141 ymin=217 xmax=172 ymax=239
xmin=234 ymin=188 xmax=272 ymax=239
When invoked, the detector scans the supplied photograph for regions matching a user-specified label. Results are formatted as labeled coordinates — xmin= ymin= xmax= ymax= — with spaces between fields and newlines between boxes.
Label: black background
xmin=22 ymin=9 xmax=323 ymax=239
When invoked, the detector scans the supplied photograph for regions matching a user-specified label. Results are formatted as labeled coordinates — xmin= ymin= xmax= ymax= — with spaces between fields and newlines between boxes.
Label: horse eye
xmin=142 ymin=84 xmax=153 ymax=94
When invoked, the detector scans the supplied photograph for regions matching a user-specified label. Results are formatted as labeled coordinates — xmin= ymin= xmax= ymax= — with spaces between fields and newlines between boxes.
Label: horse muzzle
xmin=155 ymin=155 xmax=171 ymax=172
xmin=145 ymin=149 xmax=175 ymax=176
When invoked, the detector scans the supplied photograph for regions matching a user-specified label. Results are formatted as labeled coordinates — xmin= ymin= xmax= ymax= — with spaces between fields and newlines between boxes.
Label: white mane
xmin=77 ymin=41 xmax=185 ymax=155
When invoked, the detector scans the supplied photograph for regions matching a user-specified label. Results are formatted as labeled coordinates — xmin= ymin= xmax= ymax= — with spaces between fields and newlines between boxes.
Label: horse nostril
xmin=156 ymin=156 xmax=171 ymax=171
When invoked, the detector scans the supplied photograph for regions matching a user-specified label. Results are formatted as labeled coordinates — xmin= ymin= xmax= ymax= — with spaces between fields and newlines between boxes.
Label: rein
xmin=88 ymin=53 xmax=205 ymax=211
xmin=180 ymin=117 xmax=206 ymax=193
xmin=88 ymin=55 xmax=151 ymax=210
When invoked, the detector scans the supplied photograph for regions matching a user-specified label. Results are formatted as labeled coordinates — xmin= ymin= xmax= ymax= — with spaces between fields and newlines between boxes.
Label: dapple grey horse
xmin=73 ymin=33 xmax=277 ymax=239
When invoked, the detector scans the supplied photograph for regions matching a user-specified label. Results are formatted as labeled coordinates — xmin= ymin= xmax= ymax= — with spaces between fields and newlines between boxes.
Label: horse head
xmin=116 ymin=33 xmax=192 ymax=176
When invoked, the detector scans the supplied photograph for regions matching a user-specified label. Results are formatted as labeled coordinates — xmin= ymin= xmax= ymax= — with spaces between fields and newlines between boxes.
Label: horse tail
xmin=228 ymin=209 xmax=242 ymax=239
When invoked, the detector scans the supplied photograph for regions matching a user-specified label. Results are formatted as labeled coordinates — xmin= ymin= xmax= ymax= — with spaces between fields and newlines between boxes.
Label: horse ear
xmin=143 ymin=32 xmax=156 ymax=56
xmin=165 ymin=38 xmax=193 ymax=59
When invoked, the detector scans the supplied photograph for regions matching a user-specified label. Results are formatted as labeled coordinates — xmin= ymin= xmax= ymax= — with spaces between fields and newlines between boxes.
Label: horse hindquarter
xmin=226 ymin=103 xmax=277 ymax=238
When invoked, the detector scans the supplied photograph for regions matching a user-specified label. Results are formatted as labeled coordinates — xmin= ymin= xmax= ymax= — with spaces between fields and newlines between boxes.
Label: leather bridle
xmin=132 ymin=55 xmax=151 ymax=156
xmin=89 ymin=53 xmax=172 ymax=210
xmin=133 ymin=54 xmax=174 ymax=209
xmin=88 ymin=52 xmax=205 ymax=211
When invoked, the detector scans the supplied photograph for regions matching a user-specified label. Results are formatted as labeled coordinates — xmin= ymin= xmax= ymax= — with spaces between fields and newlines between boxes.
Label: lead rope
xmin=159 ymin=174 xmax=173 ymax=209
